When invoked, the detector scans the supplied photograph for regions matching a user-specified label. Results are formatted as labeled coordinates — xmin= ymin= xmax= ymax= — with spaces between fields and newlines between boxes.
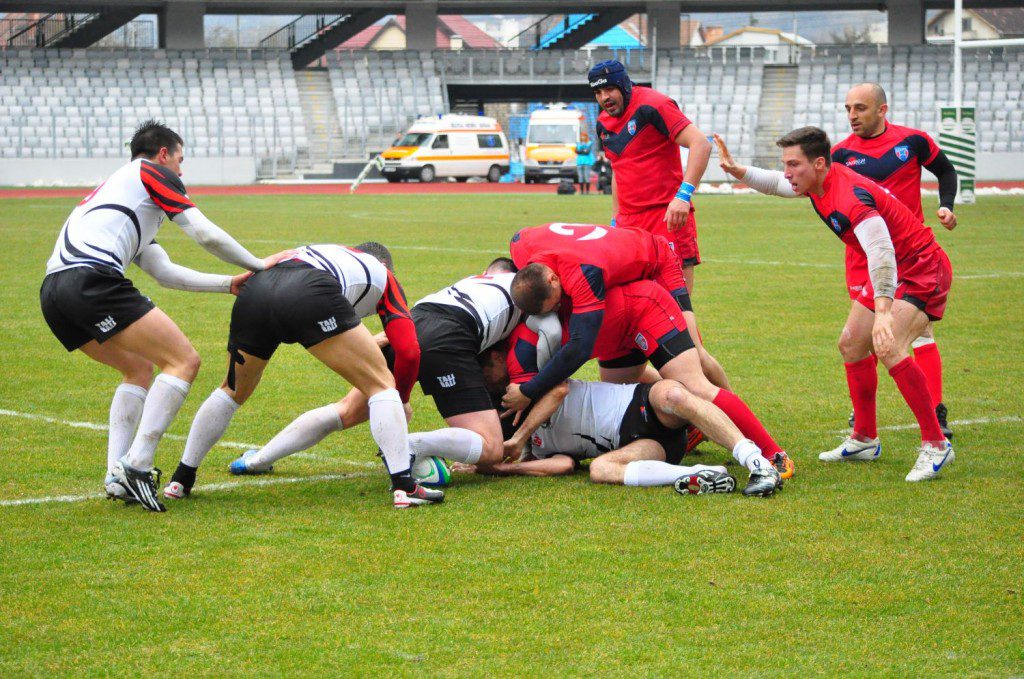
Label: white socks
xmin=367 ymin=389 xmax=411 ymax=475
xmin=732 ymin=438 xmax=766 ymax=472
xmin=408 ymin=428 xmax=484 ymax=465
xmin=123 ymin=373 xmax=191 ymax=471
xmin=248 ymin=404 xmax=343 ymax=468
xmin=623 ymin=460 xmax=712 ymax=487
xmin=107 ymin=383 xmax=147 ymax=473
xmin=180 ymin=388 xmax=241 ymax=468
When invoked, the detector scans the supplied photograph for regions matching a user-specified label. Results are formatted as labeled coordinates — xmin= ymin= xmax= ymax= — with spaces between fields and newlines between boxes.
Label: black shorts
xmin=40 ymin=265 xmax=155 ymax=352
xmin=617 ymin=383 xmax=689 ymax=465
xmin=229 ymin=261 xmax=361 ymax=360
xmin=413 ymin=303 xmax=494 ymax=419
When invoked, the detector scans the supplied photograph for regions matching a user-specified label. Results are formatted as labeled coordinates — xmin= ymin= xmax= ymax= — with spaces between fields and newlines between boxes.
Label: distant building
xmin=340 ymin=15 xmax=501 ymax=50
xmin=703 ymin=26 xmax=813 ymax=61
xmin=928 ymin=8 xmax=1024 ymax=41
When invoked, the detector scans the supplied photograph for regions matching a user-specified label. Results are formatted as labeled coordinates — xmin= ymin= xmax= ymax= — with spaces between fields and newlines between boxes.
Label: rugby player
xmin=162 ymin=242 xmax=442 ymax=509
xmin=221 ymin=257 xmax=528 ymax=477
xmin=39 ymin=120 xmax=289 ymax=511
xmin=716 ymin=127 xmax=955 ymax=481
xmin=507 ymin=279 xmax=787 ymax=495
xmin=589 ymin=59 xmax=730 ymax=390
xmin=833 ymin=83 xmax=958 ymax=438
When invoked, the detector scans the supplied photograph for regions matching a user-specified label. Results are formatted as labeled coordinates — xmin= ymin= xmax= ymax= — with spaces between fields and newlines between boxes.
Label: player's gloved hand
xmin=501 ymin=383 xmax=532 ymax=412
xmin=872 ymin=308 xmax=896 ymax=357
xmin=663 ymin=197 xmax=691 ymax=232
xmin=229 ymin=271 xmax=253 ymax=295
xmin=713 ymin=133 xmax=746 ymax=179
xmin=262 ymin=249 xmax=298 ymax=269
xmin=937 ymin=207 xmax=957 ymax=230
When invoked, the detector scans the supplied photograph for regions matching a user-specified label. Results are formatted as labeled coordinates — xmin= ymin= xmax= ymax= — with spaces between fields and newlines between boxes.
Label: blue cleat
xmin=229 ymin=449 xmax=273 ymax=476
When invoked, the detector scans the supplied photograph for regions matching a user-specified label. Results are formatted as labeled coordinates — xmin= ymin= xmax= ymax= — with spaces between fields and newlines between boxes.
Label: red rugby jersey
xmin=809 ymin=164 xmax=936 ymax=272
xmin=509 ymin=223 xmax=666 ymax=314
xmin=596 ymin=86 xmax=691 ymax=213
xmin=831 ymin=123 xmax=940 ymax=222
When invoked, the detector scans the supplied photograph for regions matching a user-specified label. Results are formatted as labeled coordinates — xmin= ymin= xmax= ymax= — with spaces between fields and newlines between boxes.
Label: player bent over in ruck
xmin=39 ymin=120 xmax=291 ymax=512
xmin=223 ymin=258 xmax=532 ymax=480
xmin=163 ymin=242 xmax=442 ymax=508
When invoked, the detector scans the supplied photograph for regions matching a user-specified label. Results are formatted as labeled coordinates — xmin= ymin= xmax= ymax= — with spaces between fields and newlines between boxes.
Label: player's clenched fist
xmin=937 ymin=207 xmax=957 ymax=230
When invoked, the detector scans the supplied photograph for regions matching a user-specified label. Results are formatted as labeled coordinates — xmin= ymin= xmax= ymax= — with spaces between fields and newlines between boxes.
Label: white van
xmin=380 ymin=115 xmax=510 ymax=183
xmin=522 ymin=106 xmax=586 ymax=183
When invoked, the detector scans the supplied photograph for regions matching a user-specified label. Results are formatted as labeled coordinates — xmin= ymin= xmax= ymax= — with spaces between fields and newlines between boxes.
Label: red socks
xmin=845 ymin=356 xmax=879 ymax=439
xmin=912 ymin=341 xmax=943 ymax=406
xmin=889 ymin=357 xmax=945 ymax=443
xmin=712 ymin=389 xmax=783 ymax=458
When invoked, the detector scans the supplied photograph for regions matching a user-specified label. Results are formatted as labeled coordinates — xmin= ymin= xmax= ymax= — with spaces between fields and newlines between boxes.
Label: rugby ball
xmin=411 ymin=455 xmax=451 ymax=488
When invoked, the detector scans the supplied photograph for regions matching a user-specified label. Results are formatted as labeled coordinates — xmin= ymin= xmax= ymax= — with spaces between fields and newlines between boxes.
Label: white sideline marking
xmin=0 ymin=471 xmax=374 ymax=508
xmin=831 ymin=415 xmax=1021 ymax=435
xmin=957 ymin=271 xmax=1024 ymax=280
xmin=0 ymin=409 xmax=259 ymax=450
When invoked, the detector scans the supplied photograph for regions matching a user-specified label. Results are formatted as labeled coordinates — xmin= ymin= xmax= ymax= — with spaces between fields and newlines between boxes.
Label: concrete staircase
xmin=753 ymin=65 xmax=798 ymax=168
xmin=294 ymin=68 xmax=345 ymax=168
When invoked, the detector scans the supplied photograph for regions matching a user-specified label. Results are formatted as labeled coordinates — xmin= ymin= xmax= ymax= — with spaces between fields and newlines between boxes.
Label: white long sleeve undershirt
xmin=171 ymin=207 xmax=264 ymax=271
xmin=135 ymin=242 xmax=233 ymax=293
xmin=741 ymin=166 xmax=800 ymax=198
xmin=852 ymin=215 xmax=898 ymax=300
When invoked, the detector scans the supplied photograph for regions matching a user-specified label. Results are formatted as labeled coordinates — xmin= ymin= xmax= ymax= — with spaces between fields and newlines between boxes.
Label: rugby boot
xmin=674 ymin=468 xmax=736 ymax=496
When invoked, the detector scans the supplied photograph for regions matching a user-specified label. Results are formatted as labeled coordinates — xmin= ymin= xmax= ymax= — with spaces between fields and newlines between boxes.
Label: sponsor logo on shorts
xmin=438 ymin=373 xmax=456 ymax=388
xmin=894 ymin=145 xmax=910 ymax=162
xmin=634 ymin=333 xmax=648 ymax=352
xmin=627 ymin=120 xmax=637 ymax=135
xmin=95 ymin=316 xmax=116 ymax=333
xmin=318 ymin=317 xmax=338 ymax=332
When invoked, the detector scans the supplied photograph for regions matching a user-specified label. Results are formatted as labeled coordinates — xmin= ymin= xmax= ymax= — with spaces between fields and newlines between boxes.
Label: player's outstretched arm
xmin=172 ymin=206 xmax=284 ymax=271
xmin=504 ymin=381 xmax=570 ymax=458
xmin=714 ymin=134 xmax=799 ymax=198
xmin=467 ymin=454 xmax=576 ymax=477
xmin=506 ymin=310 xmax=601 ymax=409
xmin=135 ymin=241 xmax=249 ymax=294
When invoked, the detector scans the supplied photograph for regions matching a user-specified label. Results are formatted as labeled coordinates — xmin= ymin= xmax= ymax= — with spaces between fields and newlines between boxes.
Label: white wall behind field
xmin=0 ymin=157 xmax=257 ymax=187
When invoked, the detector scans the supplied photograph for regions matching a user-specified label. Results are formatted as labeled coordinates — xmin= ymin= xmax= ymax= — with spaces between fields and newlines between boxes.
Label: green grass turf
xmin=0 ymin=192 xmax=1022 ymax=676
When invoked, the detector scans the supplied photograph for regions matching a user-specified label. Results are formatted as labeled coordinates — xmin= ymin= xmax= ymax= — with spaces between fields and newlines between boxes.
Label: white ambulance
xmin=522 ymin=105 xmax=586 ymax=184
xmin=380 ymin=115 xmax=510 ymax=183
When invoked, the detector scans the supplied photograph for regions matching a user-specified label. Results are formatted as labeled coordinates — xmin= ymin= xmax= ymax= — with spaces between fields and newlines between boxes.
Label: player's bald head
xmin=848 ymin=82 xmax=887 ymax=107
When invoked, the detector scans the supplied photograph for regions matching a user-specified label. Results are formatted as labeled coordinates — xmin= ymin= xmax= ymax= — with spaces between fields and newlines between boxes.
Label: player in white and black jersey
xmin=458 ymin=339 xmax=769 ymax=495
xmin=39 ymin=120 xmax=290 ymax=512
xmin=223 ymin=257 xmax=529 ymax=482
xmin=163 ymin=242 xmax=442 ymax=509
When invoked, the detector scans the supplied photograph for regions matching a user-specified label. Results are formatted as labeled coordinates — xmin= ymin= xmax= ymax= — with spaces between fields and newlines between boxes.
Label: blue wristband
xmin=676 ymin=181 xmax=695 ymax=202
xmin=610 ymin=217 xmax=617 ymax=227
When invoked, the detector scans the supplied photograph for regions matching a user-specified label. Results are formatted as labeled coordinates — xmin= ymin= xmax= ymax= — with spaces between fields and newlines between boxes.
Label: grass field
xmin=1 ymin=191 xmax=1021 ymax=676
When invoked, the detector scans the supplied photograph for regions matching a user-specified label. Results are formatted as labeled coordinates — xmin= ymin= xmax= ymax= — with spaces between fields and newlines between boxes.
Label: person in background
xmin=575 ymin=132 xmax=595 ymax=194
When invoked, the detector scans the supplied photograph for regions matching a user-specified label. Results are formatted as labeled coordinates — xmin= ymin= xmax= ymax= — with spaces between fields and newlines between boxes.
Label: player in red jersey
xmin=508 ymin=222 xmax=731 ymax=399
xmin=502 ymin=280 xmax=787 ymax=496
xmin=717 ymin=127 xmax=955 ymax=482
xmin=833 ymin=83 xmax=959 ymax=438
xmin=589 ymin=60 xmax=730 ymax=390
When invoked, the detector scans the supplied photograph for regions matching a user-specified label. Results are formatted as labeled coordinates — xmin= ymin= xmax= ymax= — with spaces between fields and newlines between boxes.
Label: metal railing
xmin=3 ymin=13 xmax=94 ymax=47
xmin=259 ymin=14 xmax=345 ymax=50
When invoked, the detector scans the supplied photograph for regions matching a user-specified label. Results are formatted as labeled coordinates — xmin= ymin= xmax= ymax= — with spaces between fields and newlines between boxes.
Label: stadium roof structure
xmin=1 ymin=0 xmax=1022 ymax=14
xmin=341 ymin=14 xmax=501 ymax=48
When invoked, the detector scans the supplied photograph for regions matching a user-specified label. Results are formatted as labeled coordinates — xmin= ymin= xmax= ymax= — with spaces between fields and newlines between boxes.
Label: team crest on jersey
xmin=634 ymin=332 xmax=648 ymax=352
xmin=894 ymin=145 xmax=910 ymax=162
xmin=317 ymin=317 xmax=338 ymax=332
xmin=532 ymin=433 xmax=543 ymax=448
xmin=627 ymin=120 xmax=637 ymax=135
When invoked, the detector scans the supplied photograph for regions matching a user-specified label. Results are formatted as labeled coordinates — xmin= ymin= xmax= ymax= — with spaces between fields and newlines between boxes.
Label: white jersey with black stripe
xmin=291 ymin=244 xmax=389 ymax=318
xmin=414 ymin=272 xmax=522 ymax=352
xmin=529 ymin=379 xmax=635 ymax=461
xmin=45 ymin=159 xmax=193 ymax=277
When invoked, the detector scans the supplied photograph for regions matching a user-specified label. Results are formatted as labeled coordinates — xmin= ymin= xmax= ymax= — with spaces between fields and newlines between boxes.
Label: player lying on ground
xmin=834 ymin=82 xmax=959 ymax=438
xmin=225 ymin=258 xmax=534 ymax=477
xmin=507 ymin=223 xmax=732 ymax=413
xmin=716 ymin=128 xmax=955 ymax=481
xmin=39 ymin=119 xmax=291 ymax=512
xmin=503 ymin=280 xmax=788 ymax=496
xmin=163 ymin=242 xmax=443 ymax=509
